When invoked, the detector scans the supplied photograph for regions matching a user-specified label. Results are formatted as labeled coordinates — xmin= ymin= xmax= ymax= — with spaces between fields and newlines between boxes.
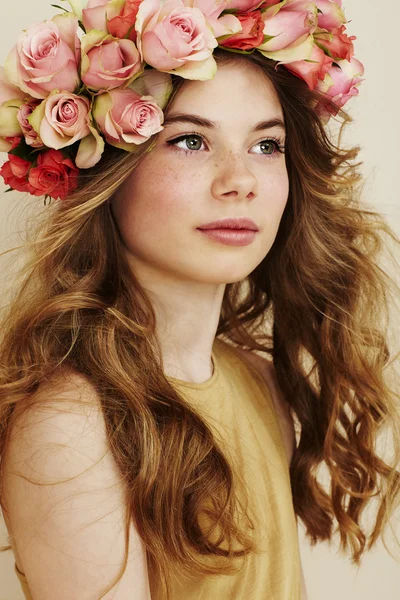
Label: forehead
xmin=167 ymin=61 xmax=283 ymax=125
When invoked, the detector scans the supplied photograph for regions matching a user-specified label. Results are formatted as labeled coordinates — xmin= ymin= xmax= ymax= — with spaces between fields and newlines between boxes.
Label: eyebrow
xmin=163 ymin=113 xmax=286 ymax=134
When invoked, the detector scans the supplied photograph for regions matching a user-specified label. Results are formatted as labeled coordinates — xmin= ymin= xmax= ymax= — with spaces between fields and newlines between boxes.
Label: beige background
xmin=0 ymin=1 xmax=399 ymax=598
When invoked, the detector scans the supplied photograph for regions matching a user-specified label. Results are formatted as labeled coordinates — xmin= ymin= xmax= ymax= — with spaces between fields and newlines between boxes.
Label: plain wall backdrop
xmin=0 ymin=1 xmax=399 ymax=599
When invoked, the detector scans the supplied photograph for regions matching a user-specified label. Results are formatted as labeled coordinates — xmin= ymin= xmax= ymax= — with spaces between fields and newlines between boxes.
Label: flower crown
xmin=0 ymin=0 xmax=364 ymax=202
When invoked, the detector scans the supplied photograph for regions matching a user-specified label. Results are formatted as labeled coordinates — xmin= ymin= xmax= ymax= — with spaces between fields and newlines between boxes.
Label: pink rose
xmin=136 ymin=0 xmax=218 ymax=80
xmin=220 ymin=0 xmax=263 ymax=11
xmin=82 ymin=0 xmax=112 ymax=31
xmin=28 ymin=149 xmax=79 ymax=200
xmin=220 ymin=11 xmax=264 ymax=51
xmin=17 ymin=100 xmax=45 ymax=148
xmin=315 ymin=57 xmax=364 ymax=120
xmin=185 ymin=0 xmax=242 ymax=39
xmin=0 ymin=99 xmax=24 ymax=138
xmin=128 ymin=69 xmax=173 ymax=109
xmin=0 ymin=154 xmax=35 ymax=194
xmin=316 ymin=25 xmax=355 ymax=61
xmin=81 ymin=31 xmax=142 ymax=91
xmin=83 ymin=0 xmax=141 ymax=43
xmin=259 ymin=0 xmax=318 ymax=63
xmin=285 ymin=44 xmax=333 ymax=89
xmin=0 ymin=68 xmax=29 ymax=140
xmin=3 ymin=14 xmax=80 ymax=99
xmin=93 ymin=87 xmax=164 ymax=149
xmin=28 ymin=91 xmax=91 ymax=150
xmin=0 ymin=67 xmax=26 ymax=105
xmin=314 ymin=0 xmax=346 ymax=31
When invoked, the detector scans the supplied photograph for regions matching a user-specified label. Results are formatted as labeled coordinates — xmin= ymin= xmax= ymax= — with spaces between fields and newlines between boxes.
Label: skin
xmin=111 ymin=61 xmax=289 ymax=383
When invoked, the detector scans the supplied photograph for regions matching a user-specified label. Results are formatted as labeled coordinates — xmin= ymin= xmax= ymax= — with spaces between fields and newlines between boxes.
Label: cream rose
xmin=28 ymin=91 xmax=91 ymax=150
xmin=80 ymin=30 xmax=143 ymax=91
xmin=3 ymin=13 xmax=80 ymax=99
xmin=136 ymin=0 xmax=218 ymax=80
xmin=93 ymin=87 xmax=164 ymax=149
xmin=258 ymin=0 xmax=318 ymax=64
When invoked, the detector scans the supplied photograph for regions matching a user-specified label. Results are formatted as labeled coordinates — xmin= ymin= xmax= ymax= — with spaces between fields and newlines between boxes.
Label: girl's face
xmin=111 ymin=62 xmax=289 ymax=286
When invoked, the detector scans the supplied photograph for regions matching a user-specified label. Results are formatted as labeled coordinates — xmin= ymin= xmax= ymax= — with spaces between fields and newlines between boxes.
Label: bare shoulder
xmin=31 ymin=366 xmax=100 ymax=407
xmin=5 ymin=367 xmax=106 ymax=465
xmin=9 ymin=366 xmax=100 ymax=420
xmin=6 ymin=367 xmax=103 ymax=460
xmin=233 ymin=346 xmax=296 ymax=463
xmin=2 ymin=367 xmax=151 ymax=600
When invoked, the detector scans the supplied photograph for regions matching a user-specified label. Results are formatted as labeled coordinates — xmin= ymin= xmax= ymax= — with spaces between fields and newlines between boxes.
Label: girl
xmin=0 ymin=1 xmax=399 ymax=599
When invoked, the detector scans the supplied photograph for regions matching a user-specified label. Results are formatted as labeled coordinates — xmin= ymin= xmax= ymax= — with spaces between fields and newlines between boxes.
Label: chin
xmin=195 ymin=269 xmax=254 ymax=285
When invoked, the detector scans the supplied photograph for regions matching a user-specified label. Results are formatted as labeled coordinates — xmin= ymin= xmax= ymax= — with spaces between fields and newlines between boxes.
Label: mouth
xmin=198 ymin=227 xmax=255 ymax=231
xmin=197 ymin=217 xmax=259 ymax=232
xmin=197 ymin=227 xmax=258 ymax=246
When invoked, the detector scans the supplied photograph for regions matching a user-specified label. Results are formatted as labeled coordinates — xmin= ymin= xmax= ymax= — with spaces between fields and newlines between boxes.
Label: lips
xmin=198 ymin=217 xmax=259 ymax=231
xmin=198 ymin=228 xmax=257 ymax=246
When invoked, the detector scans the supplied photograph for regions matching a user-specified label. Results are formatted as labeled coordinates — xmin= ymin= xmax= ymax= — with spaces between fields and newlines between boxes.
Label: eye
xmin=252 ymin=139 xmax=285 ymax=156
xmin=166 ymin=134 xmax=206 ymax=153
xmin=166 ymin=133 xmax=285 ymax=157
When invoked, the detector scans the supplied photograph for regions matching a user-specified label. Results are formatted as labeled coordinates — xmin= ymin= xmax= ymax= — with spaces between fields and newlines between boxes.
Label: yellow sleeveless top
xmin=13 ymin=337 xmax=301 ymax=599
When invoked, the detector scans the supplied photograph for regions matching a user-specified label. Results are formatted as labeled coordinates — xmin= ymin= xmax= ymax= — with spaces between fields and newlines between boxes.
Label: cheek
xmin=279 ymin=173 xmax=290 ymax=210
xmin=114 ymin=158 xmax=199 ymax=247
xmin=263 ymin=169 xmax=289 ymax=214
xmin=131 ymin=157 xmax=198 ymax=211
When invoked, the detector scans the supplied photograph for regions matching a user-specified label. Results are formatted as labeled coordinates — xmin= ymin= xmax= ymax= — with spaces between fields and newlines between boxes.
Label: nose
xmin=210 ymin=150 xmax=258 ymax=202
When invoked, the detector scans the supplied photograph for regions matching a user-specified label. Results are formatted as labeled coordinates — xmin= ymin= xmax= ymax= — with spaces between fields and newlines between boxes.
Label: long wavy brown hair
xmin=0 ymin=48 xmax=399 ymax=599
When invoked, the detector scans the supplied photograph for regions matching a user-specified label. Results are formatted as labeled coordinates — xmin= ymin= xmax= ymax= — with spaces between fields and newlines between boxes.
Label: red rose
xmin=0 ymin=154 xmax=35 ymax=194
xmin=28 ymin=149 xmax=79 ymax=200
xmin=285 ymin=45 xmax=333 ymax=90
xmin=318 ymin=25 xmax=356 ymax=61
xmin=7 ymin=136 xmax=23 ymax=150
xmin=220 ymin=11 xmax=264 ymax=51
xmin=107 ymin=0 xmax=142 ymax=42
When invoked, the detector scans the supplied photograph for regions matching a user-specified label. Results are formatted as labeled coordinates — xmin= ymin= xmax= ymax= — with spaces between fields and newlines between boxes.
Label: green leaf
xmin=262 ymin=34 xmax=275 ymax=44
xmin=315 ymin=40 xmax=334 ymax=58
xmin=124 ymin=24 xmax=135 ymax=40
xmin=221 ymin=8 xmax=239 ymax=14
xmin=74 ymin=82 xmax=88 ymax=96
xmin=217 ymin=45 xmax=255 ymax=56
xmin=4 ymin=187 xmax=14 ymax=193
xmin=61 ymin=140 xmax=80 ymax=160
xmin=8 ymin=138 xmax=41 ymax=163
xmin=216 ymin=33 xmax=238 ymax=43
xmin=50 ymin=4 xmax=69 ymax=11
